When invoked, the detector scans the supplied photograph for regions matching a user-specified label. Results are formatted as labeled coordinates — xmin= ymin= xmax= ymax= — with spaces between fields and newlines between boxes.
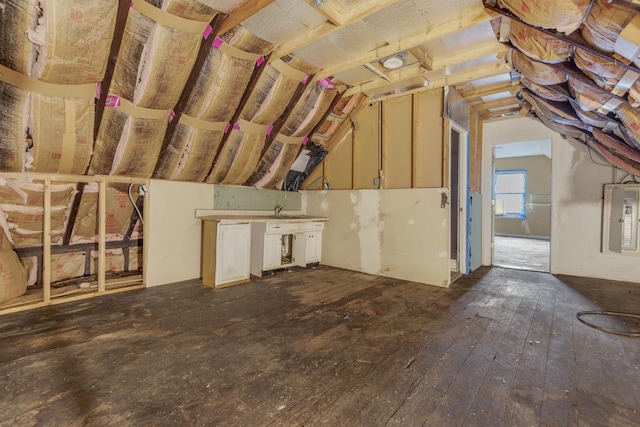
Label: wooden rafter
xmin=303 ymin=0 xmax=342 ymax=25
xmin=258 ymin=74 xmax=315 ymax=159
xmin=204 ymin=53 xmax=272 ymax=180
xmin=273 ymin=0 xmax=403 ymax=59
xmin=459 ymin=81 xmax=519 ymax=99
xmin=408 ymin=47 xmax=432 ymax=71
xmin=94 ymin=0 xmax=131 ymax=141
xmin=427 ymin=62 xmax=511 ymax=90
xmin=316 ymin=5 xmax=492 ymax=79
xmin=472 ymin=97 xmax=520 ymax=112
xmin=479 ymin=106 xmax=522 ymax=121
xmin=153 ymin=13 xmax=226 ymax=176
xmin=219 ymin=0 xmax=275 ymax=34
xmin=344 ymin=63 xmax=426 ymax=96
xmin=427 ymin=42 xmax=506 ymax=70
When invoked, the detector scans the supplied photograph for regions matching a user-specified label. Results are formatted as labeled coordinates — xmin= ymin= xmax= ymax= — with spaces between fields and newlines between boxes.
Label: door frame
xmin=448 ymin=119 xmax=469 ymax=275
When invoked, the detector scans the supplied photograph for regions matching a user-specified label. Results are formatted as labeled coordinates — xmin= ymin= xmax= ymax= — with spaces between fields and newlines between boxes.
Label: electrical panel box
xmin=602 ymin=184 xmax=640 ymax=255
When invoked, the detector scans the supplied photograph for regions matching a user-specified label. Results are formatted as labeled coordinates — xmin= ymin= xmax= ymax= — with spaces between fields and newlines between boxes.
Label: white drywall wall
xmin=483 ymin=117 xmax=640 ymax=283
xmin=146 ymin=180 xmax=214 ymax=287
xmin=303 ymin=188 xmax=451 ymax=287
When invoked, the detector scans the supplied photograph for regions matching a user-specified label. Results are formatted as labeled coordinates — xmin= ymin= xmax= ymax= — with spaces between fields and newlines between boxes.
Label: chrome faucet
xmin=274 ymin=205 xmax=283 ymax=216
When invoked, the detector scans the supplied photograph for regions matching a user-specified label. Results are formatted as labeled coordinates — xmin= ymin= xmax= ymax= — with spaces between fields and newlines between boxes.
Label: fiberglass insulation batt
xmin=207 ymin=58 xmax=310 ymax=185
xmin=90 ymin=1 xmax=218 ymax=178
xmin=0 ymin=0 xmax=117 ymax=174
xmin=153 ymin=27 xmax=274 ymax=182
xmin=249 ymin=83 xmax=339 ymax=189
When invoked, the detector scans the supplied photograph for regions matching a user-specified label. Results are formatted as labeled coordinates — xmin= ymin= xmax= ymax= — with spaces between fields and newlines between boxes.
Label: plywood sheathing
xmin=90 ymin=2 xmax=218 ymax=178
xmin=153 ymin=28 xmax=274 ymax=181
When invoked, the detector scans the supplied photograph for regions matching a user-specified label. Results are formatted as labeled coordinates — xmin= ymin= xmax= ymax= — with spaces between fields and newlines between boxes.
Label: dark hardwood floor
xmin=0 ymin=266 xmax=639 ymax=426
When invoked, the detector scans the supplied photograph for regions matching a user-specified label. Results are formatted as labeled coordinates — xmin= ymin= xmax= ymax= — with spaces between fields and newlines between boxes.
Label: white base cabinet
xmin=251 ymin=221 xmax=324 ymax=277
xmin=202 ymin=221 xmax=251 ymax=288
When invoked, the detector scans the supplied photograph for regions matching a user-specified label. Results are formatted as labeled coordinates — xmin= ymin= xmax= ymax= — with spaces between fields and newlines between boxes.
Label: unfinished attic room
xmin=3 ymin=0 xmax=640 ymax=424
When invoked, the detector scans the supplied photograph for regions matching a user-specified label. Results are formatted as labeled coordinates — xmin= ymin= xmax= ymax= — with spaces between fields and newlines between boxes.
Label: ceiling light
xmin=381 ymin=53 xmax=405 ymax=70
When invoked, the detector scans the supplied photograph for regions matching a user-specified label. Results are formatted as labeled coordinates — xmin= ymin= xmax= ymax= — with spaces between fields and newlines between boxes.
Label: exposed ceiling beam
xmin=472 ymin=96 xmax=520 ymax=112
xmin=273 ymin=0 xmax=403 ymax=59
xmin=408 ymin=47 xmax=432 ymax=71
xmin=427 ymin=42 xmax=507 ymax=70
xmin=479 ymin=106 xmax=522 ymax=121
xmin=459 ymin=80 xmax=518 ymax=99
xmin=426 ymin=62 xmax=511 ymax=89
xmin=303 ymin=0 xmax=342 ymax=26
xmin=344 ymin=63 xmax=426 ymax=96
xmin=219 ymin=0 xmax=275 ymax=35
xmin=316 ymin=5 xmax=493 ymax=79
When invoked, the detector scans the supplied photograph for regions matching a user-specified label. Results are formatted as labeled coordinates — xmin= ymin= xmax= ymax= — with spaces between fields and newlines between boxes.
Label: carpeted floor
xmin=493 ymin=235 xmax=550 ymax=272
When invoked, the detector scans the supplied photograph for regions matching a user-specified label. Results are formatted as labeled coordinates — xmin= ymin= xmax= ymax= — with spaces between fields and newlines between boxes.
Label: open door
xmin=448 ymin=120 xmax=469 ymax=276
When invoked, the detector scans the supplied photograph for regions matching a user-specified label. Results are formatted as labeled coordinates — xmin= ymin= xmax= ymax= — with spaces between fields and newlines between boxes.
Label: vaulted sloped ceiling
xmin=0 ymin=0 xmax=514 ymax=189
xmin=2 ymin=0 xmax=640 ymax=184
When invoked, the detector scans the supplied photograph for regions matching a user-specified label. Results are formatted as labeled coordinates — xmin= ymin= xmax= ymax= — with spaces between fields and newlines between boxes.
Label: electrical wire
xmin=587 ymin=146 xmax=613 ymax=168
xmin=576 ymin=311 xmax=640 ymax=338
xmin=128 ymin=182 xmax=145 ymax=225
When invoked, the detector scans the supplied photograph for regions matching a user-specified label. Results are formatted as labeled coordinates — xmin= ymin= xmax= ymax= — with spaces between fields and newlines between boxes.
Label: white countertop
xmin=199 ymin=215 xmax=329 ymax=224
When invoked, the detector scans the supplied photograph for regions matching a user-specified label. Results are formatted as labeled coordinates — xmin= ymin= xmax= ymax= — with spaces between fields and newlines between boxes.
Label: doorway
xmin=491 ymin=140 xmax=551 ymax=272
xmin=449 ymin=120 xmax=468 ymax=276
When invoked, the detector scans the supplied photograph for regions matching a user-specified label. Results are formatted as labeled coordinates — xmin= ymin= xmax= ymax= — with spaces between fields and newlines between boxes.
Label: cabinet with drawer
xmin=250 ymin=221 xmax=325 ymax=277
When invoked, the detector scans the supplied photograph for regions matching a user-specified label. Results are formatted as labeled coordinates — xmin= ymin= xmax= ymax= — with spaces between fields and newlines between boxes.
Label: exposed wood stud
xmin=98 ymin=179 xmax=107 ymax=293
xmin=43 ymin=177 xmax=51 ymax=303
xmin=411 ymin=94 xmax=419 ymax=188
xmin=94 ymin=0 xmax=132 ymax=141
xmin=443 ymin=117 xmax=451 ymax=189
xmin=153 ymin=13 xmax=227 ymax=177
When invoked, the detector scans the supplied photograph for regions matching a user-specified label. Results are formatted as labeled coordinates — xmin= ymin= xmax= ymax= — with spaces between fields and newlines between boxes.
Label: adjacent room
xmin=1 ymin=0 xmax=640 ymax=425
xmin=492 ymin=140 xmax=552 ymax=272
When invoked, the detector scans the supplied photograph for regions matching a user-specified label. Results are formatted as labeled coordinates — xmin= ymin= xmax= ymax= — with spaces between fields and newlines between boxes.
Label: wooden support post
xmin=443 ymin=117 xmax=451 ymax=189
xmin=411 ymin=94 xmax=419 ymax=188
xmin=205 ymin=53 xmax=272 ymax=180
xmin=43 ymin=178 xmax=51 ymax=303
xmin=98 ymin=179 xmax=107 ymax=293
xmin=153 ymin=13 xmax=226 ymax=176
xmin=476 ymin=117 xmax=484 ymax=193
xmin=94 ymin=0 xmax=131 ymax=141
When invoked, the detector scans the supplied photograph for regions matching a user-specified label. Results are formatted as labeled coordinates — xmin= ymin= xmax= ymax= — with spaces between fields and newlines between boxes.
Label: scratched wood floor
xmin=1 ymin=266 xmax=639 ymax=426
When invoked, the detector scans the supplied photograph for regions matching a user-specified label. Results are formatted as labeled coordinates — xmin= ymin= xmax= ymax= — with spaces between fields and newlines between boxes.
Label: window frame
xmin=494 ymin=169 xmax=526 ymax=219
